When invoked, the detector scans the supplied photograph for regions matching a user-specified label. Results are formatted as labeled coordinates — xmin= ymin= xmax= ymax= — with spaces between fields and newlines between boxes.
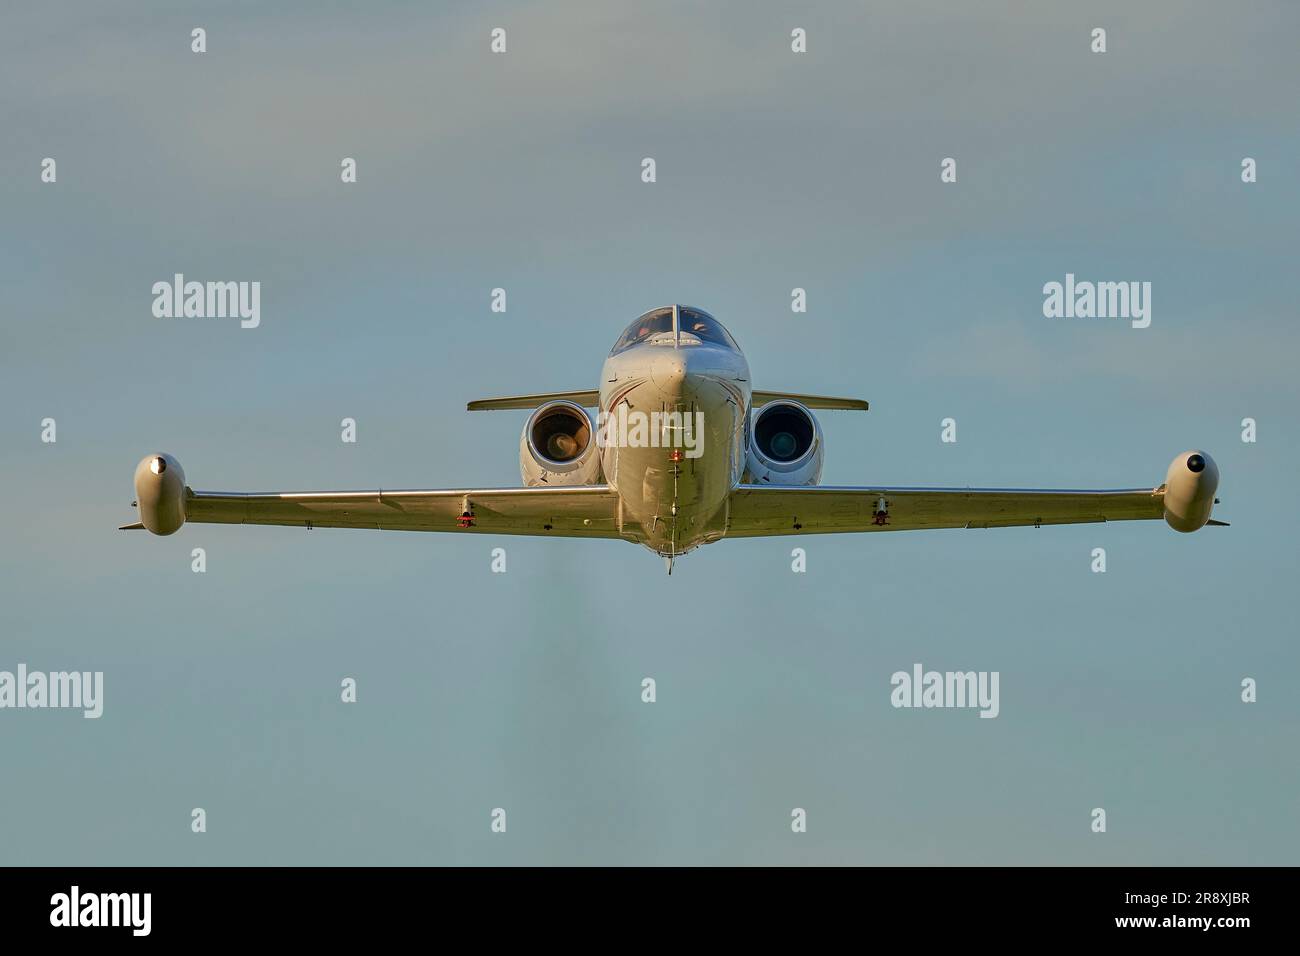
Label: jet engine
xmin=519 ymin=400 xmax=603 ymax=487
xmin=1163 ymin=450 xmax=1219 ymax=532
xmin=745 ymin=400 xmax=824 ymax=486
xmin=134 ymin=452 xmax=187 ymax=535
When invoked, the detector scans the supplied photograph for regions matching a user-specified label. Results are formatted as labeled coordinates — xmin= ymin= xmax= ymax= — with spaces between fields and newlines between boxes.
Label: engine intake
xmin=520 ymin=401 xmax=602 ymax=486
xmin=746 ymin=400 xmax=823 ymax=486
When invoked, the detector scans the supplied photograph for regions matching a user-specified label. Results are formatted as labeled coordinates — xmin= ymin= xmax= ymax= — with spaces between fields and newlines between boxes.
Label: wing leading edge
xmin=725 ymin=484 xmax=1166 ymax=536
xmin=167 ymin=485 xmax=625 ymax=538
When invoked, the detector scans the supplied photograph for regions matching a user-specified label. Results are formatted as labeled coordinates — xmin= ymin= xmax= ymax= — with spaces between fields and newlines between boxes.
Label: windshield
xmin=609 ymin=306 xmax=740 ymax=354
xmin=610 ymin=308 xmax=674 ymax=354
xmin=679 ymin=307 xmax=738 ymax=350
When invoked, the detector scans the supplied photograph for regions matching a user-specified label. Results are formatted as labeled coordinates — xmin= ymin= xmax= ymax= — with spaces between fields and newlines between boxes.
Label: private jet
xmin=122 ymin=305 xmax=1225 ymax=572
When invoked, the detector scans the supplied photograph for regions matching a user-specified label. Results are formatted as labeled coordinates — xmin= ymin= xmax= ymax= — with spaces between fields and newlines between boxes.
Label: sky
xmin=1 ymin=0 xmax=1297 ymax=865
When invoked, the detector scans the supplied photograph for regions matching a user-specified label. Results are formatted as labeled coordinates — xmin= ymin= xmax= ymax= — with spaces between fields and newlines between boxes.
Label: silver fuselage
xmin=598 ymin=334 xmax=751 ymax=557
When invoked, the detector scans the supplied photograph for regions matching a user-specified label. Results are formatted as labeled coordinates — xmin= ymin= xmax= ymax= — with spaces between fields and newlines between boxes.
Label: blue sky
xmin=1 ymin=1 xmax=1297 ymax=864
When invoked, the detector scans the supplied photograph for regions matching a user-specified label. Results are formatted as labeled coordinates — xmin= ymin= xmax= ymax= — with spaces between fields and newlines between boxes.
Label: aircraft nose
xmin=651 ymin=355 xmax=688 ymax=397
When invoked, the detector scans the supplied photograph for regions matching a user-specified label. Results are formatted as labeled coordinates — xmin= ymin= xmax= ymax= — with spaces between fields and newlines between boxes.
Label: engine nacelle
xmin=519 ymin=400 xmax=603 ymax=487
xmin=134 ymin=453 xmax=187 ymax=535
xmin=745 ymin=400 xmax=824 ymax=486
xmin=1163 ymin=450 xmax=1219 ymax=532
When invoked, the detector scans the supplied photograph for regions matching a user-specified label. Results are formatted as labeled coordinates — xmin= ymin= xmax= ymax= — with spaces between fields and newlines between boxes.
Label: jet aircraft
xmin=123 ymin=305 xmax=1224 ymax=572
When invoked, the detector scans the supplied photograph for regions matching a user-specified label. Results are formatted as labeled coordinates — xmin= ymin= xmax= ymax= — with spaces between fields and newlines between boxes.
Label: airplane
xmin=122 ymin=305 xmax=1225 ymax=573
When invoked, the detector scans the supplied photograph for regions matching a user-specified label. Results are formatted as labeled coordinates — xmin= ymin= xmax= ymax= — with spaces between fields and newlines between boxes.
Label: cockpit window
xmin=610 ymin=308 xmax=674 ymax=354
xmin=609 ymin=306 xmax=740 ymax=355
xmin=679 ymin=307 xmax=738 ymax=350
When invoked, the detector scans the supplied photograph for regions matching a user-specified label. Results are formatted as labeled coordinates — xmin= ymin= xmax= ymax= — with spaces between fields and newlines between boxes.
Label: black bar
xmin=0 ymin=866 xmax=1285 ymax=941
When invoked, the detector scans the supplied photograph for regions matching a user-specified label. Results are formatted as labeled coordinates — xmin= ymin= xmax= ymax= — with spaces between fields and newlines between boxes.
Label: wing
xmin=726 ymin=484 xmax=1165 ymax=536
xmin=171 ymin=485 xmax=624 ymax=538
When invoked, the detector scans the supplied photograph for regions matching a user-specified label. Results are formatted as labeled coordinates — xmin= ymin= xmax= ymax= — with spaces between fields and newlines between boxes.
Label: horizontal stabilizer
xmin=468 ymin=389 xmax=868 ymax=411
xmin=1206 ymin=519 xmax=1231 ymax=527
xmin=753 ymin=391 xmax=868 ymax=411
xmin=118 ymin=522 xmax=145 ymax=530
xmin=468 ymin=390 xmax=599 ymax=411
